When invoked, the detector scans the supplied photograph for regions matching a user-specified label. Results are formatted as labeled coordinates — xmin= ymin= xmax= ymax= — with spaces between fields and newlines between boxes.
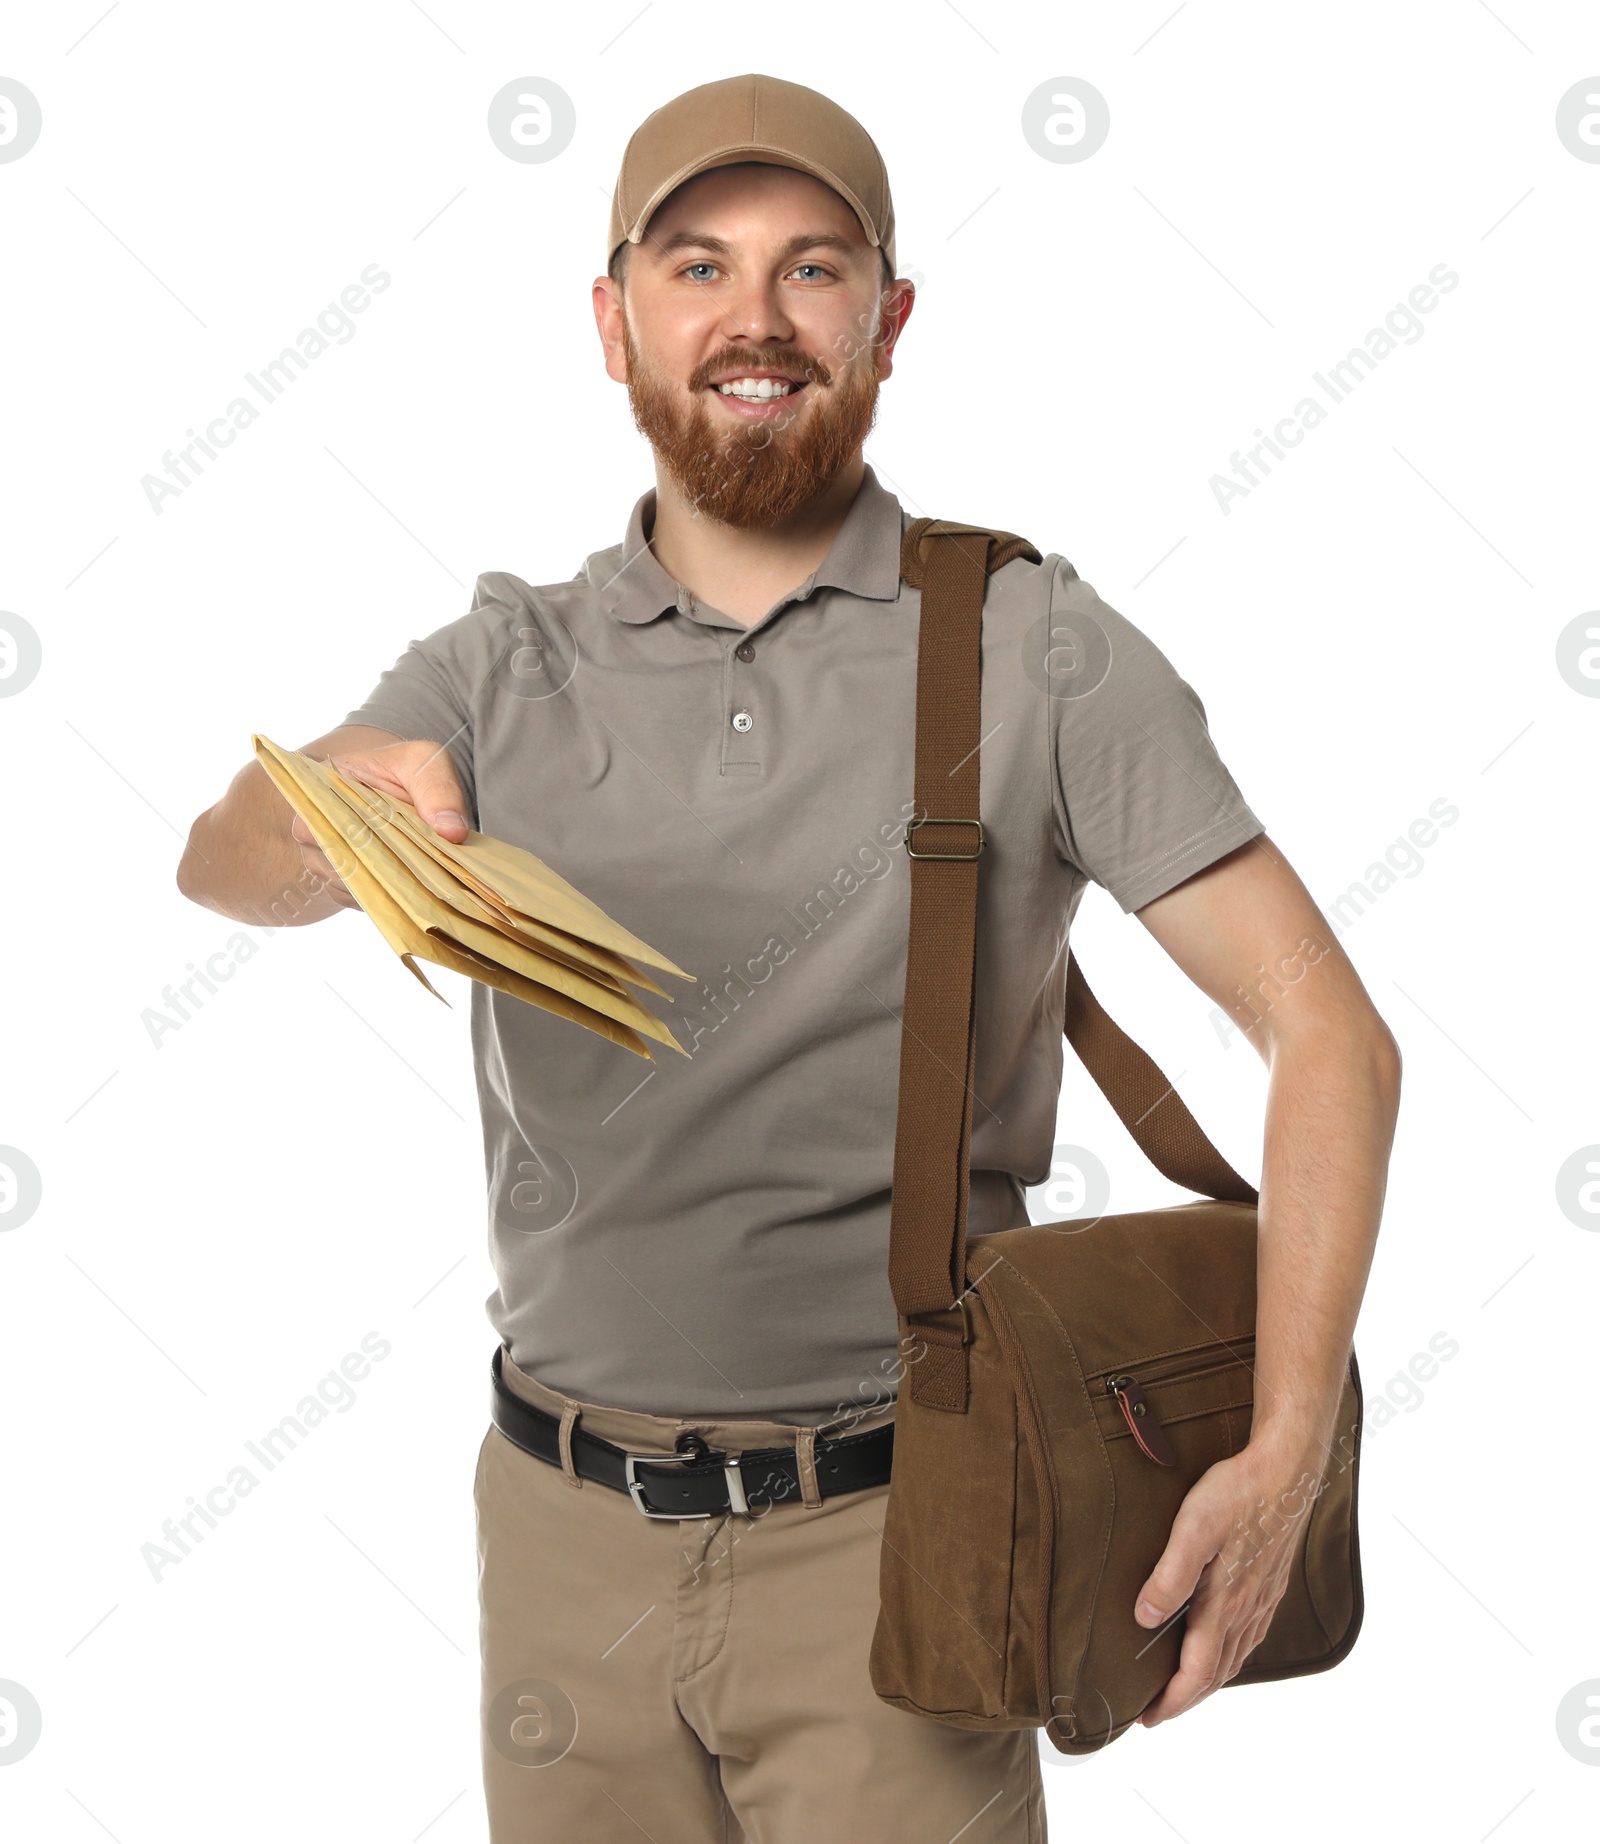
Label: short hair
xmin=608 ymin=239 xmax=896 ymax=292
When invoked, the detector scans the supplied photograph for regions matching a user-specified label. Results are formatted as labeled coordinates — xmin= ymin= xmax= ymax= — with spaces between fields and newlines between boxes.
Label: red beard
xmin=623 ymin=327 xmax=882 ymax=529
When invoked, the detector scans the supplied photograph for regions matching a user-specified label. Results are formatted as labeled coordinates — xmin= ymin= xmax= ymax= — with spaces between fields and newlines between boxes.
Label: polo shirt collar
xmin=590 ymin=464 xmax=905 ymax=624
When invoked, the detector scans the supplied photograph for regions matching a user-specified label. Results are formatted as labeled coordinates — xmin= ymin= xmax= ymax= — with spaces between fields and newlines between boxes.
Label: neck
xmin=646 ymin=456 xmax=866 ymax=627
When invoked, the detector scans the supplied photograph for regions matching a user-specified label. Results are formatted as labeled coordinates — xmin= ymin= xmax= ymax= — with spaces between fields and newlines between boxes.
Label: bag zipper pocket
xmin=1094 ymin=1338 xmax=1257 ymax=1469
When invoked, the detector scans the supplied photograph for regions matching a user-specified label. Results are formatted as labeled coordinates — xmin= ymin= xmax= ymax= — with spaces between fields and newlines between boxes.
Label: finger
xmin=294 ymin=835 xmax=338 ymax=883
xmin=1135 ymin=1500 xmax=1225 ymax=1628
xmin=294 ymin=841 xmax=356 ymax=907
xmin=1142 ymin=1658 xmax=1228 ymax=1725
xmin=1211 ymin=1619 xmax=1253 ymax=1694
xmin=310 ymin=871 xmax=358 ymax=910
xmin=333 ymin=747 xmax=470 ymax=843
xmin=403 ymin=745 xmax=470 ymax=840
xmin=1223 ymin=1605 xmax=1276 ymax=1684
xmin=1209 ymin=1583 xmax=1268 ymax=1690
xmin=1139 ymin=1605 xmax=1232 ymax=1725
xmin=289 ymin=815 xmax=354 ymax=884
xmin=1142 ymin=1546 xmax=1271 ymax=1725
xmin=1161 ymin=1588 xmax=1279 ymax=1720
xmin=1141 ymin=1668 xmax=1220 ymax=1727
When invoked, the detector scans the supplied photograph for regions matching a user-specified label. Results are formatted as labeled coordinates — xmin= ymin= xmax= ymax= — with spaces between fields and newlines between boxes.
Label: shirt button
xmin=731 ymin=709 xmax=754 ymax=733
xmin=734 ymin=639 xmax=756 ymax=662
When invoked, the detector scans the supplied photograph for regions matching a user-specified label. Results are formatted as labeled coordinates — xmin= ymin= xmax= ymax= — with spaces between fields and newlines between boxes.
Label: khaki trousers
xmin=474 ymin=1347 xmax=1048 ymax=1843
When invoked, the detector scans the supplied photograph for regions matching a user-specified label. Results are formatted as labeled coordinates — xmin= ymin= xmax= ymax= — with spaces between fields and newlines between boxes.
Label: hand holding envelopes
xmin=252 ymin=735 xmax=694 ymax=1060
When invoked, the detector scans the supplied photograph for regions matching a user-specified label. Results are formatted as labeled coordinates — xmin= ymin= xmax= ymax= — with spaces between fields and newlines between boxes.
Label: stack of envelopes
xmin=252 ymin=735 xmax=693 ymax=1060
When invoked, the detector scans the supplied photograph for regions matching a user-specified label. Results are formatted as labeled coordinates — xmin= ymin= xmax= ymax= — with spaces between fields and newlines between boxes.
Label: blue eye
xmin=793 ymin=264 xmax=827 ymax=280
xmin=684 ymin=263 xmax=717 ymax=282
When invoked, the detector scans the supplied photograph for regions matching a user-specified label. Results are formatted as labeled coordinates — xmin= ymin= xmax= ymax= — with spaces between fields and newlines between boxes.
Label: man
xmin=178 ymin=73 xmax=1400 ymax=1844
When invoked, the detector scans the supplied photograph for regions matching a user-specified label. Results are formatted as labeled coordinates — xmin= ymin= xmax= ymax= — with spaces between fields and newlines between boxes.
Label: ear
xmin=874 ymin=277 xmax=916 ymax=382
xmin=592 ymin=276 xmax=629 ymax=385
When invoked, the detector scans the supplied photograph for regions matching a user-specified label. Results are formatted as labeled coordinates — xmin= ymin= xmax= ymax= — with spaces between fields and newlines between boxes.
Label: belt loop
xmin=557 ymin=1399 xmax=583 ymax=1487
xmin=794 ymin=1425 xmax=823 ymax=1509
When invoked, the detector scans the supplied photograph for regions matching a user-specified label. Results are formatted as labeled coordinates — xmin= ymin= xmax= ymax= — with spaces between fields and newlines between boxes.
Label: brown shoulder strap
xmin=1064 ymin=957 xmax=1258 ymax=1206
xmin=889 ymin=519 xmax=1257 ymax=1412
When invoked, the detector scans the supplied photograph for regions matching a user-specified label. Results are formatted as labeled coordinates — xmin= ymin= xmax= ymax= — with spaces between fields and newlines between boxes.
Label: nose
xmin=716 ymin=270 xmax=796 ymax=350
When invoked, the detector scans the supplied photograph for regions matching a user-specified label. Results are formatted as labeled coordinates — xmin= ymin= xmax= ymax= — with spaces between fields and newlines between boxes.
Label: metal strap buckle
xmin=623 ymin=1450 xmax=750 ymax=1519
xmin=905 ymin=1295 xmax=974 ymax=1347
xmin=903 ymin=816 xmax=985 ymax=861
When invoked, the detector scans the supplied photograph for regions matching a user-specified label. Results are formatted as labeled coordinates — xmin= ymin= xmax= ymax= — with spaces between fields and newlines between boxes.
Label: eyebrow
xmin=645 ymin=228 xmax=863 ymax=264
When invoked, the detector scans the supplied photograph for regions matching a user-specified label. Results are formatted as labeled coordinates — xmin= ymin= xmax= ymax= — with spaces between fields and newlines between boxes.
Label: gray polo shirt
xmin=342 ymin=466 xmax=1263 ymax=1421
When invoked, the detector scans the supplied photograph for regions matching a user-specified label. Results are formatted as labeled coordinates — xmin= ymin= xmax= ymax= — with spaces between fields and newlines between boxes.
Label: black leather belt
xmin=489 ymin=1345 xmax=895 ymax=1518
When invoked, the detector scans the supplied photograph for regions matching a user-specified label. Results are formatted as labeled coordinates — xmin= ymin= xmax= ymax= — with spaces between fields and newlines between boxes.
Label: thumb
xmin=1134 ymin=1504 xmax=1217 ymax=1628
xmin=419 ymin=800 xmax=469 ymax=843
xmin=404 ymin=751 xmax=470 ymax=842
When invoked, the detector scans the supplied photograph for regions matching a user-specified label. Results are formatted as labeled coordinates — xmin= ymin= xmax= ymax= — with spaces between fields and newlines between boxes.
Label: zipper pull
xmin=1107 ymin=1375 xmax=1178 ymax=1468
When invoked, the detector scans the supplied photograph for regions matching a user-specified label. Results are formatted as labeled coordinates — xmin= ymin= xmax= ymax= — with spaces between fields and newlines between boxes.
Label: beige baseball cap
xmin=607 ymin=73 xmax=896 ymax=275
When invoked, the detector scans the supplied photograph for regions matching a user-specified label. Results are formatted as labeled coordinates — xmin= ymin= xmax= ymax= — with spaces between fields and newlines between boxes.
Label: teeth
xmin=717 ymin=377 xmax=795 ymax=400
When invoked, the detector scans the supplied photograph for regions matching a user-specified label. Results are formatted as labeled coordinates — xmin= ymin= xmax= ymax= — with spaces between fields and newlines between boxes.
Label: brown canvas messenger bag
xmin=868 ymin=518 xmax=1365 ymax=1754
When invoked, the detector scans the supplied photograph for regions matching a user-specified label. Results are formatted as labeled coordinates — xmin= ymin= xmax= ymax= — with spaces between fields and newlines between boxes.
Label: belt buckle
xmin=623 ymin=1450 xmax=749 ymax=1519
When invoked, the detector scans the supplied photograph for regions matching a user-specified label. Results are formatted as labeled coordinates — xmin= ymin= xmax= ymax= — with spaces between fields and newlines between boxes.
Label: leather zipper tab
xmin=1107 ymin=1375 xmax=1179 ymax=1468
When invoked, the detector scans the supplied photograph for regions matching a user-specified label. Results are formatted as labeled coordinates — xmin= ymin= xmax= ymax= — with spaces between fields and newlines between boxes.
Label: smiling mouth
xmin=711 ymin=375 xmax=809 ymax=402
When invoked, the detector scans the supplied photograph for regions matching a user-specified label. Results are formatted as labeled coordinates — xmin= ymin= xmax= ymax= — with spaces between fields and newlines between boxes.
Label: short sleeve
xmin=341 ymin=576 xmax=516 ymax=826
xmin=1045 ymin=557 xmax=1264 ymax=912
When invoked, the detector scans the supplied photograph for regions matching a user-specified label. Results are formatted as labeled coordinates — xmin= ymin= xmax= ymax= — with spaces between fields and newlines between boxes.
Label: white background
xmin=2 ymin=2 xmax=1596 ymax=1838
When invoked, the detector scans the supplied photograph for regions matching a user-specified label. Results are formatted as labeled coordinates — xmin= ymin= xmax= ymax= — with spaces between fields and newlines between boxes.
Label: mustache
xmin=686 ymin=345 xmax=835 ymax=393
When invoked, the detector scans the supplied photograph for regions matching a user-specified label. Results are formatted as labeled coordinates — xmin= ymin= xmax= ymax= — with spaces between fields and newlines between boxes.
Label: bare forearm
xmin=1129 ymin=837 xmax=1401 ymax=1717
xmin=1133 ymin=837 xmax=1402 ymax=1469
xmin=1249 ymin=1016 xmax=1401 ymax=1461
